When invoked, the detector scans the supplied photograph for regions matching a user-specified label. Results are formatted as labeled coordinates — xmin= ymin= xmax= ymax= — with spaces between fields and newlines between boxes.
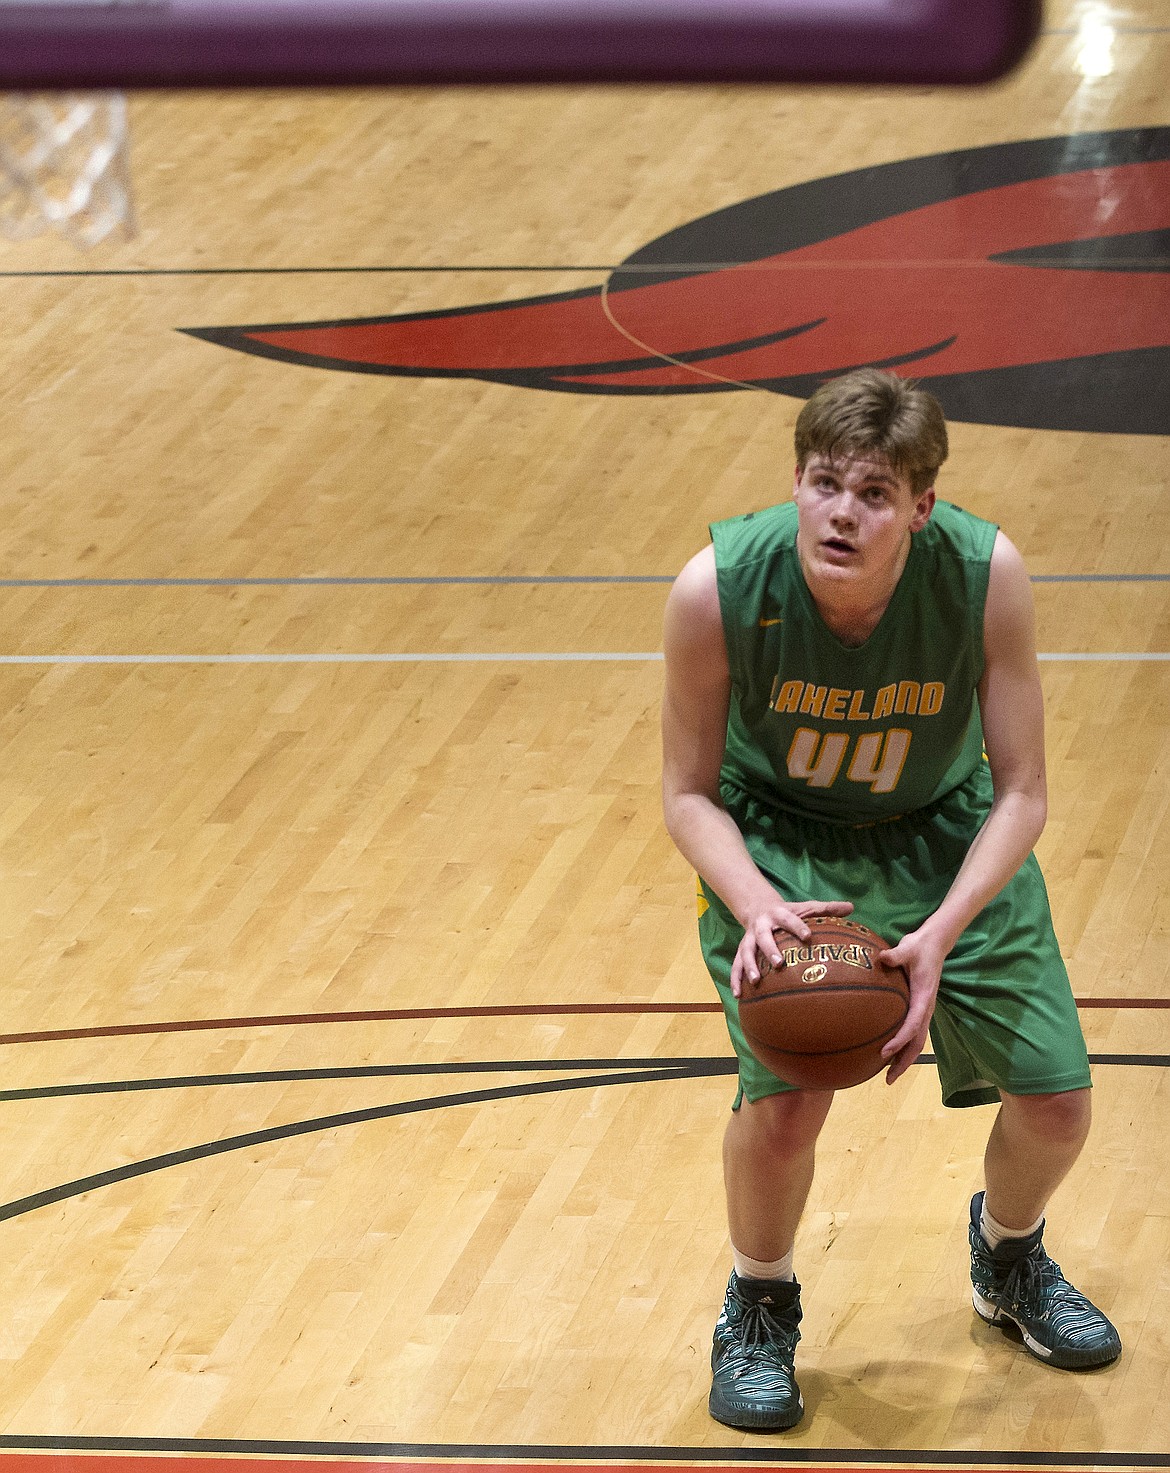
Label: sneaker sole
xmin=708 ymin=1388 xmax=804 ymax=1432
xmin=972 ymin=1288 xmax=1121 ymax=1370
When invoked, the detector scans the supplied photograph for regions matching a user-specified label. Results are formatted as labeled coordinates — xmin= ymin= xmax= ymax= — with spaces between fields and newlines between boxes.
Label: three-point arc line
xmin=0 ymin=1063 xmax=728 ymax=1224
xmin=3 ymin=993 xmax=1166 ymax=1223
xmin=3 ymin=1046 xmax=1166 ymax=1226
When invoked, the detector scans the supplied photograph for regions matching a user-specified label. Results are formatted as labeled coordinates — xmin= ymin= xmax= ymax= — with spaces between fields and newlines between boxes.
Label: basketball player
xmin=660 ymin=369 xmax=1121 ymax=1432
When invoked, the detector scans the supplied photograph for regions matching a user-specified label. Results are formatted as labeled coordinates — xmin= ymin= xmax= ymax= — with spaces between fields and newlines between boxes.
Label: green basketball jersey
xmin=710 ymin=498 xmax=998 ymax=824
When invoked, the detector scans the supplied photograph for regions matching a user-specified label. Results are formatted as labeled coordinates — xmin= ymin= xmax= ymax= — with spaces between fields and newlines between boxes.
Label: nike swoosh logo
xmin=758 ymin=617 xmax=783 ymax=627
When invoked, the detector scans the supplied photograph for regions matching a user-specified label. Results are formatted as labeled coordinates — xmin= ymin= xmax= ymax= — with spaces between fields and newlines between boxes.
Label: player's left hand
xmin=877 ymin=928 xmax=948 ymax=1085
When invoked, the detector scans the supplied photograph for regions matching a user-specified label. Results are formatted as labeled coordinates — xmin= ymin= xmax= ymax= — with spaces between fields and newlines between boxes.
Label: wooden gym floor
xmin=0 ymin=0 xmax=1167 ymax=1467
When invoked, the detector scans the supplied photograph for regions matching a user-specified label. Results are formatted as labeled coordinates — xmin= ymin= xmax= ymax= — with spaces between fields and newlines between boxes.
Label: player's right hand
xmin=731 ymin=898 xmax=854 ymax=997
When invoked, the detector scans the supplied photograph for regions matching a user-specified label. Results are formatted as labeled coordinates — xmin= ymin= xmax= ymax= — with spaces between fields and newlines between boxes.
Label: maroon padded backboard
xmin=0 ymin=0 xmax=1042 ymax=87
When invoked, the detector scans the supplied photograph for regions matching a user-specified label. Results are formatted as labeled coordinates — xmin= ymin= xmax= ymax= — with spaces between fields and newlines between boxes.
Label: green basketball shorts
xmin=698 ymin=763 xmax=1091 ymax=1109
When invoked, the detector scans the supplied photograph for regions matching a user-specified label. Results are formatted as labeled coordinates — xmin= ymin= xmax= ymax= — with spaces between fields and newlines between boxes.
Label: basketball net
xmin=0 ymin=92 xmax=134 ymax=246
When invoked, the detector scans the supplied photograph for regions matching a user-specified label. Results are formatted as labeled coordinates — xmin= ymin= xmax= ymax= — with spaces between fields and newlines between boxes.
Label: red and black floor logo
xmin=186 ymin=129 xmax=1170 ymax=435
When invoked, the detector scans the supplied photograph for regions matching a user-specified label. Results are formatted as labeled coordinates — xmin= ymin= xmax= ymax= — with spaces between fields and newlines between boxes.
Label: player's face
xmin=792 ymin=453 xmax=935 ymax=587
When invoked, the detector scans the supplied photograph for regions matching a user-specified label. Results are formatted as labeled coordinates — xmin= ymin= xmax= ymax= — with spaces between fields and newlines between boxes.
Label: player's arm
xmin=880 ymin=530 xmax=1047 ymax=1080
xmin=661 ymin=546 xmax=851 ymax=993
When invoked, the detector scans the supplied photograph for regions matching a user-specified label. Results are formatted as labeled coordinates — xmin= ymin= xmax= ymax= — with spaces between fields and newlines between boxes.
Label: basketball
xmin=738 ymin=916 xmax=910 ymax=1090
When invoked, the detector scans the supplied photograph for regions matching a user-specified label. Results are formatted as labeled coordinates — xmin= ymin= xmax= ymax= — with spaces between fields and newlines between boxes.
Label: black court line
xmin=4 ymin=1051 xmax=1167 ymax=1105
xmin=1 ymin=1437 xmax=1167 ymax=1466
xmin=0 ymin=1056 xmax=737 ymax=1102
xmin=5 ymin=1048 xmax=1165 ymax=1223
xmin=0 ymin=1062 xmax=727 ymax=1224
xmin=1089 ymin=1053 xmax=1170 ymax=1065
xmin=1 ymin=574 xmax=1168 ymax=588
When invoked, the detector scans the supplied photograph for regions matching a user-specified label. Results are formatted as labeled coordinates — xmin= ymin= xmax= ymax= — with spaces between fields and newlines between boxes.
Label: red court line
xmin=0 ymin=1002 xmax=719 ymax=1046
xmin=1077 ymin=998 xmax=1170 ymax=1007
xmin=0 ymin=998 xmax=1164 ymax=1047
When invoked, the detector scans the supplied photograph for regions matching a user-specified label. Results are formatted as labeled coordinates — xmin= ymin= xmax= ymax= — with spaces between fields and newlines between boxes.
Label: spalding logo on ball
xmin=738 ymin=917 xmax=910 ymax=1090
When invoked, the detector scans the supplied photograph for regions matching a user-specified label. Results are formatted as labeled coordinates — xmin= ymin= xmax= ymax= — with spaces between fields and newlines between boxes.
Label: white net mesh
xmin=0 ymin=92 xmax=134 ymax=247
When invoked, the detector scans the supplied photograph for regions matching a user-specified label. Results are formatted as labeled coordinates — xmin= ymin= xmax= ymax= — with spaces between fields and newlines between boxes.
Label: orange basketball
xmin=738 ymin=916 xmax=909 ymax=1090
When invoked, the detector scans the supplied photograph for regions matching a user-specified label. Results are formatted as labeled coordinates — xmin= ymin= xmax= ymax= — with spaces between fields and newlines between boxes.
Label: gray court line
xmin=2 ymin=222 xmax=1169 ymax=279
xmin=1 ymin=574 xmax=1167 ymax=588
xmin=0 ymin=652 xmax=663 ymax=664
xmin=0 ymin=575 xmax=676 ymax=587
xmin=1043 ymin=24 xmax=1170 ymax=33
xmin=1033 ymin=574 xmax=1170 ymax=583
xmin=2 ymin=652 xmax=1169 ymax=665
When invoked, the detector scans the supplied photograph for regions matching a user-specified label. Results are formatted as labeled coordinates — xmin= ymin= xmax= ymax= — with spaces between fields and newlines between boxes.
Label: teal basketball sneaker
xmin=708 ymin=1271 xmax=804 ymax=1430
xmin=969 ymin=1192 xmax=1121 ymax=1369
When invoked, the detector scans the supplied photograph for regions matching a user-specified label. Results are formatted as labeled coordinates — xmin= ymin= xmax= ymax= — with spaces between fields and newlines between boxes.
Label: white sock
xmin=733 ymin=1245 xmax=795 ymax=1282
xmin=981 ymin=1199 xmax=1044 ymax=1249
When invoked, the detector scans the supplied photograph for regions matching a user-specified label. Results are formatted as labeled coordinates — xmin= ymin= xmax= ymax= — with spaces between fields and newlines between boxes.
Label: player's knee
xmin=742 ymin=1088 xmax=832 ymax=1157
xmin=1003 ymin=1087 xmax=1092 ymax=1148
